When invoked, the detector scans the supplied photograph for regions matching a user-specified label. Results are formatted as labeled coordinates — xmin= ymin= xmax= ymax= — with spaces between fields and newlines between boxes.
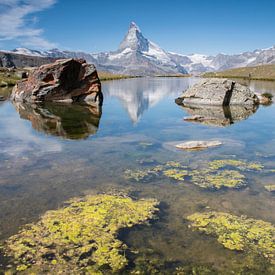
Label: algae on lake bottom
xmin=124 ymin=159 xmax=262 ymax=190
xmin=208 ymin=159 xmax=264 ymax=171
xmin=3 ymin=194 xmax=159 ymax=273
xmin=190 ymin=169 xmax=246 ymax=189
xmin=187 ymin=211 xmax=275 ymax=264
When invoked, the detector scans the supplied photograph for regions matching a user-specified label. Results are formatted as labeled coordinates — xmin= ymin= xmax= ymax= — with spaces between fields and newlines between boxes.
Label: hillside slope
xmin=203 ymin=64 xmax=275 ymax=81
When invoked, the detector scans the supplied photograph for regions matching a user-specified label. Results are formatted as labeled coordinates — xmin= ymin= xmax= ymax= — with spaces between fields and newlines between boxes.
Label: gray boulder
xmin=176 ymin=78 xmax=259 ymax=106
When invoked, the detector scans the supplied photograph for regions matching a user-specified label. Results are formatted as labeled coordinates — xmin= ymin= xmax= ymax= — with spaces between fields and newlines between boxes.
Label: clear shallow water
xmin=0 ymin=77 xmax=275 ymax=273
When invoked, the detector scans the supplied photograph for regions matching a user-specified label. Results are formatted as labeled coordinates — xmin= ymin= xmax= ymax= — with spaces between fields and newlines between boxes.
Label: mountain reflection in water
xmin=13 ymin=102 xmax=102 ymax=140
xmin=103 ymin=77 xmax=198 ymax=123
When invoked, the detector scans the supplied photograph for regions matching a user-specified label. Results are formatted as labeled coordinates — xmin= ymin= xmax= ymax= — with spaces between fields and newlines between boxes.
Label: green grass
xmin=0 ymin=68 xmax=21 ymax=87
xmin=203 ymin=64 xmax=275 ymax=81
xmin=155 ymin=74 xmax=191 ymax=78
xmin=98 ymin=71 xmax=138 ymax=81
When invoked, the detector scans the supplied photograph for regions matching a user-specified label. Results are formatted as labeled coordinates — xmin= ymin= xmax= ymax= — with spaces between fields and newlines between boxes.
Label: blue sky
xmin=0 ymin=0 xmax=275 ymax=55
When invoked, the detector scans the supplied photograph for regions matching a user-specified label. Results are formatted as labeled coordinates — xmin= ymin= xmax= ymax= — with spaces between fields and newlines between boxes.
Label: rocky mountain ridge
xmin=1 ymin=22 xmax=275 ymax=75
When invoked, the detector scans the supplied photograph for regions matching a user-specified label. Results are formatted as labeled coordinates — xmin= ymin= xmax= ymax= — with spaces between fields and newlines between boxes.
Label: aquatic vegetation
xmin=124 ymin=158 xmax=263 ymax=190
xmin=163 ymin=169 xmax=188 ymax=181
xmin=124 ymin=161 xmax=188 ymax=183
xmin=165 ymin=161 xmax=183 ymax=168
xmin=124 ymin=169 xmax=156 ymax=182
xmin=265 ymin=185 xmax=275 ymax=192
xmin=190 ymin=169 xmax=246 ymax=190
xmin=187 ymin=211 xmax=275 ymax=264
xmin=4 ymin=194 xmax=159 ymax=273
xmin=208 ymin=159 xmax=264 ymax=171
xmin=187 ymin=158 xmax=263 ymax=190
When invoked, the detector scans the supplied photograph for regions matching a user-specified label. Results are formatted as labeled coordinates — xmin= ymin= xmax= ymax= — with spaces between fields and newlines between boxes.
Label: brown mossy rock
xmin=11 ymin=58 xmax=102 ymax=104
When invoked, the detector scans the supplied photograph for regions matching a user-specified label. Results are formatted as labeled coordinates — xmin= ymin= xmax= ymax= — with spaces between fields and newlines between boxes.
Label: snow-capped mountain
xmin=168 ymin=46 xmax=275 ymax=74
xmin=2 ymin=22 xmax=275 ymax=75
xmin=89 ymin=22 xmax=187 ymax=75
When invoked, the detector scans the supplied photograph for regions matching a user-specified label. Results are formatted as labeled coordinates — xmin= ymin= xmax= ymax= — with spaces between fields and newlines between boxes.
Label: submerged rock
xmin=175 ymin=140 xmax=222 ymax=150
xmin=3 ymin=194 xmax=159 ymax=273
xmin=11 ymin=58 xmax=103 ymax=104
xmin=187 ymin=211 xmax=275 ymax=264
xmin=176 ymin=78 xmax=259 ymax=106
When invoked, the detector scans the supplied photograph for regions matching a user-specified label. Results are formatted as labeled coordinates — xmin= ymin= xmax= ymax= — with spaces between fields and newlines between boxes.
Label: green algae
xmin=124 ymin=169 xmax=157 ymax=182
xmin=208 ymin=159 xmax=264 ymax=171
xmin=187 ymin=211 xmax=275 ymax=264
xmin=190 ymin=158 xmax=263 ymax=190
xmin=3 ymin=194 xmax=159 ymax=274
xmin=124 ymin=159 xmax=263 ymax=190
xmin=190 ymin=169 xmax=246 ymax=190
xmin=163 ymin=169 xmax=188 ymax=181
xmin=124 ymin=161 xmax=188 ymax=183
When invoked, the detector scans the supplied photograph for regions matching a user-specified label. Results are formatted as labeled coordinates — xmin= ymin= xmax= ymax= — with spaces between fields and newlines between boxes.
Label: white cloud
xmin=0 ymin=0 xmax=57 ymax=49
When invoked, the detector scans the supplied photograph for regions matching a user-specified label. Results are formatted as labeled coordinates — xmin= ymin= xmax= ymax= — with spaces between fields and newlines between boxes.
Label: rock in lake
xmin=175 ymin=140 xmax=222 ymax=150
xmin=11 ymin=59 xmax=103 ymax=104
xmin=176 ymin=78 xmax=259 ymax=106
xmin=256 ymin=93 xmax=273 ymax=105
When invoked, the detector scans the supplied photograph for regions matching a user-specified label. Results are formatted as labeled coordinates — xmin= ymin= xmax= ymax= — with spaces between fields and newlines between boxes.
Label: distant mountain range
xmin=1 ymin=22 xmax=275 ymax=75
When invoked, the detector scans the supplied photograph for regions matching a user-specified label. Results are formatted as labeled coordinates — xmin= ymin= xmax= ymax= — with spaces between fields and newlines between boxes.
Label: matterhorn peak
xmin=129 ymin=21 xmax=141 ymax=32
xmin=119 ymin=21 xmax=149 ymax=51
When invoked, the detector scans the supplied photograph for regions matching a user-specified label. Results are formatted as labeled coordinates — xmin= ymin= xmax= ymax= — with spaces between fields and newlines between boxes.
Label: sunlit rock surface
xmin=176 ymin=78 xmax=259 ymax=106
xmin=11 ymin=59 xmax=102 ymax=104
xmin=175 ymin=140 xmax=222 ymax=150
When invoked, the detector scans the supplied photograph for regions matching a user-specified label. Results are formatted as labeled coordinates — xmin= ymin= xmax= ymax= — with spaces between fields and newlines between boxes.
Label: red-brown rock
xmin=11 ymin=59 xmax=102 ymax=104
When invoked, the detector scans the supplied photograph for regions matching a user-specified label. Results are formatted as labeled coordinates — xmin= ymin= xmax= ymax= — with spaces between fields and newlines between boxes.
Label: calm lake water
xmin=0 ymin=77 xmax=275 ymax=273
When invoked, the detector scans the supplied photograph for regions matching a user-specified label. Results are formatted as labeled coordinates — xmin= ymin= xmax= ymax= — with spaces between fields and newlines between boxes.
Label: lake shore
xmin=203 ymin=64 xmax=275 ymax=81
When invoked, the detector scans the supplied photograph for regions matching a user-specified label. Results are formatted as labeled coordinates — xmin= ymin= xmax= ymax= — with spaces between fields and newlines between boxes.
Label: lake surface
xmin=0 ymin=77 xmax=275 ymax=273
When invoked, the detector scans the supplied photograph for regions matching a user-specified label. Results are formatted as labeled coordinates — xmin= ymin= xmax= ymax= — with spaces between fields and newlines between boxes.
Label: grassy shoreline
xmin=98 ymin=71 xmax=139 ymax=81
xmin=0 ymin=68 xmax=21 ymax=87
xmin=203 ymin=64 xmax=275 ymax=81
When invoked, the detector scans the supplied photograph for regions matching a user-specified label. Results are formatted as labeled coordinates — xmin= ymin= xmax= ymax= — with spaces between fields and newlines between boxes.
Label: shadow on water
xmin=13 ymin=102 xmax=102 ymax=140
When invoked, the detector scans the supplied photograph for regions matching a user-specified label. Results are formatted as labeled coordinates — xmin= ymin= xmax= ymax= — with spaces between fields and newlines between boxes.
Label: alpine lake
xmin=0 ymin=77 xmax=275 ymax=274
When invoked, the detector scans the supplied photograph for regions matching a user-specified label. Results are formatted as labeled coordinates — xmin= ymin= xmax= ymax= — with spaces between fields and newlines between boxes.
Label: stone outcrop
xmin=175 ymin=140 xmax=222 ymax=150
xmin=11 ymin=59 xmax=102 ymax=104
xmin=176 ymin=78 xmax=259 ymax=106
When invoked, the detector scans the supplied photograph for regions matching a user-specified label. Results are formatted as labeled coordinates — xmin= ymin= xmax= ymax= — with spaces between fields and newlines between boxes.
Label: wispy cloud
xmin=0 ymin=0 xmax=57 ymax=49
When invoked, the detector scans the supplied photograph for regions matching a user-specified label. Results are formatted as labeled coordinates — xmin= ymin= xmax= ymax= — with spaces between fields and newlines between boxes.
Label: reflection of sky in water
xmin=0 ymin=102 xmax=62 ymax=158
